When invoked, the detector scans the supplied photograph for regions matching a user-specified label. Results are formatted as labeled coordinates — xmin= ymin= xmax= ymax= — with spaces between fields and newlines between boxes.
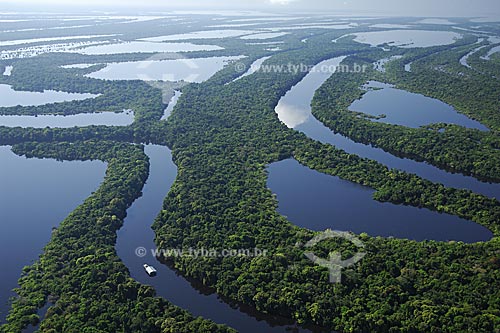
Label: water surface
xmin=161 ymin=91 xmax=182 ymax=120
xmin=232 ymin=56 xmax=271 ymax=82
xmin=2 ymin=66 xmax=12 ymax=76
xmin=74 ymin=41 xmax=222 ymax=55
xmin=482 ymin=45 xmax=500 ymax=60
xmin=0 ymin=84 xmax=98 ymax=107
xmin=60 ymin=63 xmax=95 ymax=69
xmin=353 ymin=30 xmax=462 ymax=48
xmin=266 ymin=25 xmax=354 ymax=31
xmin=0 ymin=110 xmax=134 ymax=128
xmin=349 ymin=81 xmax=488 ymax=131
xmin=116 ymin=145 xmax=325 ymax=333
xmin=0 ymin=146 xmax=106 ymax=324
xmin=240 ymin=32 xmax=287 ymax=40
xmin=0 ymin=34 xmax=114 ymax=47
xmin=460 ymin=44 xmax=488 ymax=68
xmin=415 ymin=19 xmax=455 ymax=25
xmin=267 ymin=158 xmax=492 ymax=242
xmin=86 ymin=56 xmax=244 ymax=82
xmin=275 ymin=57 xmax=500 ymax=198
xmin=373 ymin=55 xmax=402 ymax=73
xmin=370 ymin=24 xmax=411 ymax=29
xmin=1 ymin=41 xmax=108 ymax=60
xmin=139 ymin=30 xmax=256 ymax=41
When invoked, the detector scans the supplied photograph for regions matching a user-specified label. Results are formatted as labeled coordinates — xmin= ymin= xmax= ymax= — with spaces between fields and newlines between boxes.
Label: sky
xmin=1 ymin=0 xmax=499 ymax=17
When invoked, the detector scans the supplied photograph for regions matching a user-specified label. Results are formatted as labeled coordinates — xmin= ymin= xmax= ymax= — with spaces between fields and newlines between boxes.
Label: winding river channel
xmin=275 ymin=56 xmax=500 ymax=199
xmin=115 ymin=145 xmax=328 ymax=333
xmin=3 ymin=55 xmax=497 ymax=333
xmin=272 ymin=56 xmax=495 ymax=242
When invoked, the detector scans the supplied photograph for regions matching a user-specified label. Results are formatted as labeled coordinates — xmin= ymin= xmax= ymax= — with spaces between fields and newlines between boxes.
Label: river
xmin=115 ymin=145 xmax=329 ymax=333
xmin=267 ymin=158 xmax=492 ymax=242
xmin=275 ymin=57 xmax=500 ymax=199
xmin=0 ymin=146 xmax=106 ymax=324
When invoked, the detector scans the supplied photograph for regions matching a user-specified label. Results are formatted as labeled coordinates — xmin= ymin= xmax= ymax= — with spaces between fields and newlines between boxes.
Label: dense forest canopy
xmin=0 ymin=11 xmax=499 ymax=333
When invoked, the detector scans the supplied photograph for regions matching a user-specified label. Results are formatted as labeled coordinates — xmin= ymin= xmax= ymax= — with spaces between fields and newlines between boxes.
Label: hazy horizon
xmin=0 ymin=0 xmax=499 ymax=18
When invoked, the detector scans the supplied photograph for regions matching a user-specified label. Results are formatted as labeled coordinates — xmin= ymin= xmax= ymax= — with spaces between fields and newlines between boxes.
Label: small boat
xmin=143 ymin=264 xmax=157 ymax=277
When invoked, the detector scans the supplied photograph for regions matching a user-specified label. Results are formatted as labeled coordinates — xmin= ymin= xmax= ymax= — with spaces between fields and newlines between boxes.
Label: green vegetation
xmin=464 ymin=42 xmax=500 ymax=80
xmin=2 ymin=141 xmax=234 ymax=333
xmin=0 ymin=53 xmax=180 ymax=125
xmin=310 ymin=45 xmax=500 ymax=183
xmin=1 ymin=22 xmax=499 ymax=333
xmin=148 ymin=37 xmax=500 ymax=332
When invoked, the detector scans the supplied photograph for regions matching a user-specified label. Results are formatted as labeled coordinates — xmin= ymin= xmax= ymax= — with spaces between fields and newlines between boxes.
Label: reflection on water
xmin=268 ymin=158 xmax=493 ymax=242
xmin=0 ymin=34 xmax=115 ymax=47
xmin=2 ymin=66 xmax=12 ymax=76
xmin=240 ymin=32 xmax=288 ymax=40
xmin=0 ymin=146 xmax=106 ymax=324
xmin=275 ymin=101 xmax=310 ymax=128
xmin=86 ymin=56 xmax=244 ymax=82
xmin=73 ymin=41 xmax=222 ymax=55
xmin=1 ymin=41 xmax=108 ymax=60
xmin=0 ymin=84 xmax=98 ymax=107
xmin=0 ymin=110 xmax=134 ymax=128
xmin=482 ymin=45 xmax=500 ymax=60
xmin=353 ymin=30 xmax=462 ymax=48
xmin=161 ymin=91 xmax=182 ymax=120
xmin=275 ymin=56 xmax=500 ymax=198
xmin=415 ymin=18 xmax=455 ymax=25
xmin=139 ymin=30 xmax=256 ymax=41
xmin=232 ymin=55 xmax=271 ymax=82
xmin=116 ymin=145 xmax=324 ymax=333
xmin=266 ymin=24 xmax=355 ymax=31
xmin=459 ymin=39 xmax=487 ymax=68
xmin=370 ymin=24 xmax=411 ymax=29
xmin=60 ymin=63 xmax=96 ymax=69
xmin=276 ymin=57 xmax=346 ymax=128
xmin=373 ymin=55 xmax=402 ymax=73
xmin=350 ymin=81 xmax=489 ymax=131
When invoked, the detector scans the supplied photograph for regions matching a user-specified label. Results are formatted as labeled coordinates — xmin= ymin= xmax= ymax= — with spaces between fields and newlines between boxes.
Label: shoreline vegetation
xmin=1 ymin=16 xmax=499 ymax=333
xmin=3 ymin=141 xmax=235 ymax=333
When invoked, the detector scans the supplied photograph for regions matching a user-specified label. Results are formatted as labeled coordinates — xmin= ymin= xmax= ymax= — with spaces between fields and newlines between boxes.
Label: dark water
xmin=0 ymin=146 xmax=106 ymax=324
xmin=275 ymin=57 xmax=500 ymax=199
xmin=267 ymin=159 xmax=493 ymax=242
xmin=349 ymin=81 xmax=488 ymax=131
xmin=116 ymin=145 xmax=328 ymax=333
xmin=23 ymin=302 xmax=51 ymax=333
xmin=2 ymin=55 xmax=496 ymax=333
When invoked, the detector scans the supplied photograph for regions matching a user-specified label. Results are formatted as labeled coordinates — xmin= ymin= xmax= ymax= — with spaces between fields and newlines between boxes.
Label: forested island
xmin=0 ymin=9 xmax=499 ymax=333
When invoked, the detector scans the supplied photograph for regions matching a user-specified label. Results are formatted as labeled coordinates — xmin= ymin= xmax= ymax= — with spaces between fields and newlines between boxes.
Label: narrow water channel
xmin=116 ymin=145 xmax=328 ymax=333
xmin=0 ymin=110 xmax=134 ymax=128
xmin=161 ymin=91 xmax=182 ymax=121
xmin=232 ymin=56 xmax=272 ymax=82
xmin=275 ymin=56 xmax=500 ymax=199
